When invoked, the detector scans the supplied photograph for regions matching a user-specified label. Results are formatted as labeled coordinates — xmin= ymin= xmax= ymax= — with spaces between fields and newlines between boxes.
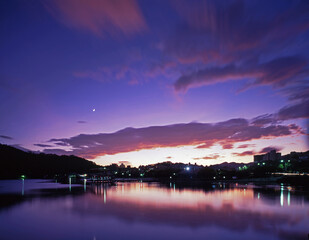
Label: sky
xmin=0 ymin=0 xmax=309 ymax=167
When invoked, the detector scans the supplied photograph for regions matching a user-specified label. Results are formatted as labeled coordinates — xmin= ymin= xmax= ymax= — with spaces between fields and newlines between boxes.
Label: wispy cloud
xmin=74 ymin=59 xmax=178 ymax=86
xmin=33 ymin=143 xmax=53 ymax=148
xmin=193 ymin=154 xmax=220 ymax=160
xmin=11 ymin=144 xmax=30 ymax=152
xmin=161 ymin=0 xmax=309 ymax=112
xmin=233 ymin=146 xmax=283 ymax=157
xmin=233 ymin=151 xmax=256 ymax=157
xmin=44 ymin=0 xmax=147 ymax=37
xmin=167 ymin=0 xmax=309 ymax=65
xmin=174 ymin=56 xmax=308 ymax=92
xmin=237 ymin=144 xmax=256 ymax=149
xmin=0 ymin=135 xmax=13 ymax=140
xmin=77 ymin=121 xmax=87 ymax=124
xmin=251 ymin=99 xmax=309 ymax=127
xmin=259 ymin=146 xmax=283 ymax=154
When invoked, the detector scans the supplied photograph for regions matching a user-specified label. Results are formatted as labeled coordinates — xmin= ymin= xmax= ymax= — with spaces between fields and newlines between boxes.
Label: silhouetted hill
xmin=209 ymin=162 xmax=249 ymax=171
xmin=0 ymin=144 xmax=98 ymax=179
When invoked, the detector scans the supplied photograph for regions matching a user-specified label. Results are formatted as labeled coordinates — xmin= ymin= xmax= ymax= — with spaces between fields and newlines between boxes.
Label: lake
xmin=0 ymin=179 xmax=308 ymax=240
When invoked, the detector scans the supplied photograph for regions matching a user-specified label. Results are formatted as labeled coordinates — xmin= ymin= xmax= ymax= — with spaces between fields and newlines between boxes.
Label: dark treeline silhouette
xmin=0 ymin=144 xmax=97 ymax=179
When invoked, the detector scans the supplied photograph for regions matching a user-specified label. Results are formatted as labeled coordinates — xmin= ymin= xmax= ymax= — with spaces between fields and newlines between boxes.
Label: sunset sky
xmin=1 ymin=0 xmax=308 ymax=167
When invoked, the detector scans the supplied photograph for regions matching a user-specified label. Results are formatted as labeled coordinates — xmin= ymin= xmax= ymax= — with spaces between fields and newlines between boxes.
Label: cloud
xmin=44 ymin=0 xmax=147 ymax=37
xmin=174 ymin=56 xmax=308 ymax=92
xmin=33 ymin=144 xmax=53 ymax=148
xmin=193 ymin=154 xmax=220 ymax=160
xmin=259 ymin=146 xmax=283 ymax=154
xmin=159 ymin=0 xmax=309 ymax=103
xmin=284 ymin=83 xmax=309 ymax=102
xmin=74 ymin=59 xmax=178 ymax=86
xmin=54 ymin=142 xmax=71 ymax=146
xmin=167 ymin=0 xmax=309 ymax=65
xmin=233 ymin=151 xmax=256 ymax=157
xmin=221 ymin=143 xmax=234 ymax=149
xmin=233 ymin=146 xmax=283 ymax=157
xmin=237 ymin=144 xmax=256 ymax=149
xmin=251 ymin=99 xmax=309 ymax=128
xmin=77 ymin=121 xmax=87 ymax=124
xmin=251 ymin=114 xmax=277 ymax=127
xmin=0 ymin=135 xmax=13 ymax=140
xmin=195 ymin=142 xmax=215 ymax=149
xmin=43 ymin=117 xmax=301 ymax=159
xmin=277 ymin=99 xmax=309 ymax=121
xmin=118 ymin=161 xmax=131 ymax=166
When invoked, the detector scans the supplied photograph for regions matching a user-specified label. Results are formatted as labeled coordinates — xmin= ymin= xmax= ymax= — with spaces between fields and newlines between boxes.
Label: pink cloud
xmin=118 ymin=161 xmax=131 ymax=166
xmin=44 ymin=0 xmax=147 ymax=37
xmin=233 ymin=145 xmax=283 ymax=157
xmin=233 ymin=151 xmax=255 ymax=157
xmin=193 ymin=154 xmax=220 ymax=160
xmin=195 ymin=142 xmax=215 ymax=149
xmin=44 ymin=117 xmax=301 ymax=159
xmin=221 ymin=143 xmax=234 ymax=149
xmin=237 ymin=144 xmax=256 ymax=149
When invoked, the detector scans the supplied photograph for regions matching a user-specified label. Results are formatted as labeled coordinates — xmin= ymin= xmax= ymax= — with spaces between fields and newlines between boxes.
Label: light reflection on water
xmin=0 ymin=180 xmax=308 ymax=240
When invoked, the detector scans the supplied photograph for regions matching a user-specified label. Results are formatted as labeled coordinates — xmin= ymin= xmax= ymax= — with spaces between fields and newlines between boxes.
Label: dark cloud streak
xmin=0 ymin=135 xmax=13 ymax=140
xmin=34 ymin=144 xmax=53 ymax=148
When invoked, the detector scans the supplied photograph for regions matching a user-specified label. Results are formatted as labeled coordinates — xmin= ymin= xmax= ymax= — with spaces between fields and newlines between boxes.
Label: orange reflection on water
xmin=90 ymin=182 xmax=304 ymax=216
xmin=105 ymin=182 xmax=255 ymax=209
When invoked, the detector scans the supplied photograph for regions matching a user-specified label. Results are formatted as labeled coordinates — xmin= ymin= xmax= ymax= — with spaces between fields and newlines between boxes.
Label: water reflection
xmin=21 ymin=179 xmax=24 ymax=196
xmin=0 ymin=180 xmax=308 ymax=240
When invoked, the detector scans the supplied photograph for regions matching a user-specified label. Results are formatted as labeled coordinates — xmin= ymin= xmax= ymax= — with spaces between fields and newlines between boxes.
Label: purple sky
xmin=1 ymin=0 xmax=308 ymax=166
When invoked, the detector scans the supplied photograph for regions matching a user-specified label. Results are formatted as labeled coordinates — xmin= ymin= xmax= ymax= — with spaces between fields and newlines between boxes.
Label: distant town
xmin=89 ymin=149 xmax=309 ymax=184
xmin=1 ymin=144 xmax=308 ymax=185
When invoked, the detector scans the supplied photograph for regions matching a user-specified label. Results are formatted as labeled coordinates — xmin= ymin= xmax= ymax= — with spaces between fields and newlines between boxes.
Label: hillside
xmin=209 ymin=162 xmax=249 ymax=171
xmin=0 ymin=144 xmax=98 ymax=179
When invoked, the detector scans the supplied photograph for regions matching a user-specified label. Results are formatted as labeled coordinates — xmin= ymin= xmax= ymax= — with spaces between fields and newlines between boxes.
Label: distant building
xmin=263 ymin=150 xmax=281 ymax=161
xmin=254 ymin=150 xmax=309 ymax=164
xmin=254 ymin=155 xmax=264 ymax=163
xmin=283 ymin=151 xmax=309 ymax=162
xmin=254 ymin=150 xmax=281 ymax=163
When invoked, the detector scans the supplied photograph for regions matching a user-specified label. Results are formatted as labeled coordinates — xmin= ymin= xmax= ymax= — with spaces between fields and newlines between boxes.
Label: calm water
xmin=0 ymin=180 xmax=308 ymax=240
